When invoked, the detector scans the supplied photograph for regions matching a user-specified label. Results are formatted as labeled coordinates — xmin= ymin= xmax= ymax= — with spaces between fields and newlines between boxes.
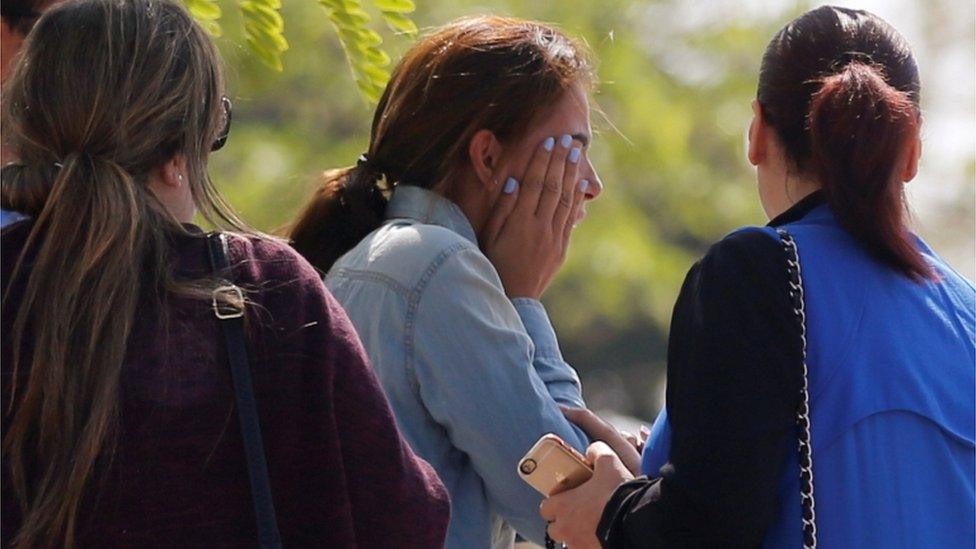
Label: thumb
xmin=585 ymin=441 xmax=617 ymax=468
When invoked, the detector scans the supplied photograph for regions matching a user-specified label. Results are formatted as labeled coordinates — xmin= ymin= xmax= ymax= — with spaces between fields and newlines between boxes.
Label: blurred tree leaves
xmin=318 ymin=0 xmax=392 ymax=101
xmin=183 ymin=0 xmax=419 ymax=102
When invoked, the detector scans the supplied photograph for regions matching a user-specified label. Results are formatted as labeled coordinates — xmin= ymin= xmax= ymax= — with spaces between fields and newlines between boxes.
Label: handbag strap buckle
xmin=212 ymin=284 xmax=245 ymax=320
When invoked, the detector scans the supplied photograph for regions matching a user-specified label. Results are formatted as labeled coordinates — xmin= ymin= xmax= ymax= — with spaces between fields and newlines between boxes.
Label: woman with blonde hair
xmin=0 ymin=1 xmax=448 ymax=546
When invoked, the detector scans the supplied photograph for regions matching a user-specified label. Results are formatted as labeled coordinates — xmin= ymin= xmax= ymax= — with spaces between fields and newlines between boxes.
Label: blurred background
xmin=205 ymin=0 xmax=975 ymax=424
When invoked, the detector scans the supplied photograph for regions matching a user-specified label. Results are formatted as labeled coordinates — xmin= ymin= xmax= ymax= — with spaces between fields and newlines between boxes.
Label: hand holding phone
xmin=517 ymin=433 xmax=593 ymax=496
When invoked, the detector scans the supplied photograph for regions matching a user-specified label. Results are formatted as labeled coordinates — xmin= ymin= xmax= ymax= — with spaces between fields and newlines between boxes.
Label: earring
xmin=178 ymin=173 xmax=184 ymax=186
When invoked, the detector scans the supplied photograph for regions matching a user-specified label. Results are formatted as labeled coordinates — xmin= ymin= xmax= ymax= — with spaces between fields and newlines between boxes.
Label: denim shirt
xmin=325 ymin=185 xmax=589 ymax=549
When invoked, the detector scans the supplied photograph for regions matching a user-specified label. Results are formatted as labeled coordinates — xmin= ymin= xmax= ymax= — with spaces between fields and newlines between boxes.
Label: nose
xmin=581 ymin=158 xmax=603 ymax=201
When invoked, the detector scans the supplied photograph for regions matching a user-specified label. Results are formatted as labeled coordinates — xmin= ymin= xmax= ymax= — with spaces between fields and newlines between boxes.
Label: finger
xmin=640 ymin=424 xmax=651 ymax=443
xmin=620 ymin=430 xmax=638 ymax=448
xmin=535 ymin=134 xmax=574 ymax=220
xmin=560 ymin=178 xmax=588 ymax=250
xmin=547 ymin=520 xmax=567 ymax=544
xmin=513 ymin=136 xmax=557 ymax=217
xmin=480 ymin=175 xmax=519 ymax=245
xmin=553 ymin=145 xmax=582 ymax=231
xmin=559 ymin=405 xmax=612 ymax=439
xmin=539 ymin=496 xmax=559 ymax=521
xmin=585 ymin=441 xmax=616 ymax=466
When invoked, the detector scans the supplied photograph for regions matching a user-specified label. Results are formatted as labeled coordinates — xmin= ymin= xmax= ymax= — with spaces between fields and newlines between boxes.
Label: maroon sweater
xmin=1 ymin=221 xmax=449 ymax=547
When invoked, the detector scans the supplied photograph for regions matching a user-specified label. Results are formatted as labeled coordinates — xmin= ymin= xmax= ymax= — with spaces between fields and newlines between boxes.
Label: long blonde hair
xmin=1 ymin=1 xmax=246 ymax=545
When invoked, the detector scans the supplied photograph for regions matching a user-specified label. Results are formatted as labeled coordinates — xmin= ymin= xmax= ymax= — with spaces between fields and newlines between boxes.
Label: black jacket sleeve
xmin=598 ymin=229 xmax=804 ymax=548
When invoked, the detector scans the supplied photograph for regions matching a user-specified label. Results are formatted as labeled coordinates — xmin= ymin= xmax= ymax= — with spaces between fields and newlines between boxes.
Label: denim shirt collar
xmin=385 ymin=185 xmax=478 ymax=245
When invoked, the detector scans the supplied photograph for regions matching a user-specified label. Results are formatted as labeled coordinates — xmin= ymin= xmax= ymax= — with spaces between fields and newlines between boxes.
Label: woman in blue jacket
xmin=542 ymin=6 xmax=975 ymax=548
xmin=287 ymin=17 xmax=627 ymax=549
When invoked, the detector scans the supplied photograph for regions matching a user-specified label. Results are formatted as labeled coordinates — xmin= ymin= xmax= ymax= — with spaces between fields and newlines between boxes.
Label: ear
xmin=747 ymin=100 xmax=767 ymax=167
xmin=900 ymin=133 xmax=922 ymax=183
xmin=156 ymin=154 xmax=188 ymax=188
xmin=467 ymin=129 xmax=502 ymax=188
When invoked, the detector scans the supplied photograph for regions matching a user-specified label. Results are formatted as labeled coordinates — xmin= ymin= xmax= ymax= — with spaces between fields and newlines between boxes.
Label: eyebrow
xmin=572 ymin=133 xmax=591 ymax=147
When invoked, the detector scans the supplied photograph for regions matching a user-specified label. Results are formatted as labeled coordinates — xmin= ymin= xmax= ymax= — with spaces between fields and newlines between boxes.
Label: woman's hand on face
xmin=561 ymin=405 xmax=643 ymax=475
xmin=480 ymin=134 xmax=587 ymax=300
xmin=540 ymin=441 xmax=634 ymax=549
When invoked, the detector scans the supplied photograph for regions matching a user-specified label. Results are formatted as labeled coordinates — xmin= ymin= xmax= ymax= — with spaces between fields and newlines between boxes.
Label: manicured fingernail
xmin=569 ymin=147 xmax=581 ymax=164
xmin=543 ymin=137 xmax=555 ymax=151
xmin=560 ymin=134 xmax=573 ymax=148
xmin=579 ymin=179 xmax=589 ymax=193
xmin=503 ymin=177 xmax=518 ymax=194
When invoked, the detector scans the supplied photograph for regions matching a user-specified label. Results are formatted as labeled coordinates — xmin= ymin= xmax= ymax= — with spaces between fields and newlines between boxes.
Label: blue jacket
xmin=644 ymin=203 xmax=975 ymax=547
xmin=325 ymin=186 xmax=589 ymax=549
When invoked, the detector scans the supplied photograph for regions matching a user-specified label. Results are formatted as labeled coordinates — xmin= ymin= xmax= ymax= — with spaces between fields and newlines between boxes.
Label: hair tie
xmin=832 ymin=51 xmax=874 ymax=69
xmin=357 ymin=153 xmax=371 ymax=168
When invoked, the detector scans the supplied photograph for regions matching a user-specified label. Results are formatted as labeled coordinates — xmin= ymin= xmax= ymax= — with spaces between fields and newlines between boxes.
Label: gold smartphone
xmin=517 ymin=433 xmax=593 ymax=496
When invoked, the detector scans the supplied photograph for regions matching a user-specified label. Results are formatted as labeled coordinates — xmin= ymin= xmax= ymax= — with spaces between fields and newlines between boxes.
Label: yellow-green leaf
xmin=239 ymin=1 xmax=284 ymax=32
xmin=372 ymin=0 xmax=415 ymax=13
xmin=184 ymin=0 xmax=221 ymax=20
xmin=183 ymin=0 xmax=222 ymax=36
xmin=378 ymin=11 xmax=418 ymax=37
xmin=240 ymin=0 xmax=288 ymax=72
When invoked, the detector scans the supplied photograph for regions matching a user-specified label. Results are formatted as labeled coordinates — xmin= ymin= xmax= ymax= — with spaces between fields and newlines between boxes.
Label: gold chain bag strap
xmin=777 ymin=228 xmax=817 ymax=548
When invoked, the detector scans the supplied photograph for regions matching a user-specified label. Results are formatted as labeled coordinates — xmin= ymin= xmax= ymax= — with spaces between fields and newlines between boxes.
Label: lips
xmin=574 ymin=208 xmax=587 ymax=226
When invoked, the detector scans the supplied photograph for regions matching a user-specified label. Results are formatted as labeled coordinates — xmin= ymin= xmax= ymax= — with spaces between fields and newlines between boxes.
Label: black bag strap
xmin=776 ymin=228 xmax=818 ymax=549
xmin=206 ymin=232 xmax=283 ymax=549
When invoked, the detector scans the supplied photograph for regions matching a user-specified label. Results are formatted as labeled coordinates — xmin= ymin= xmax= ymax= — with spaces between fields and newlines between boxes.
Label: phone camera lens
xmin=520 ymin=459 xmax=537 ymax=475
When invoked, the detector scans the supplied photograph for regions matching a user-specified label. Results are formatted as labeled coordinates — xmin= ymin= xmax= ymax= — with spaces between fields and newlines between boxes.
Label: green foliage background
xmin=197 ymin=0 xmax=974 ymax=420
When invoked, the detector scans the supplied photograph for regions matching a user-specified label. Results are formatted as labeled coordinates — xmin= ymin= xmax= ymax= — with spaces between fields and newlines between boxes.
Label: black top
xmin=597 ymin=192 xmax=825 ymax=548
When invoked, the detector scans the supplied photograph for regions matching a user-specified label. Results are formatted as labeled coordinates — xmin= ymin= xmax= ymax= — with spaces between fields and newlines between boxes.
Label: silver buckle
xmin=212 ymin=284 xmax=245 ymax=320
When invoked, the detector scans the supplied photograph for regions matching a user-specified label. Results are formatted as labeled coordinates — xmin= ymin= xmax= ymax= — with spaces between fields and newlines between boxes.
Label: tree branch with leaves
xmin=182 ymin=0 xmax=419 ymax=103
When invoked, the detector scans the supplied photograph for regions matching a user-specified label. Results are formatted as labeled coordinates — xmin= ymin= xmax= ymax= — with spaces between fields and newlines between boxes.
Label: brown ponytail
xmin=808 ymin=62 xmax=931 ymax=280
xmin=1 ymin=1 xmax=244 ymax=546
xmin=289 ymin=16 xmax=592 ymax=273
xmin=290 ymin=164 xmax=390 ymax=274
xmin=757 ymin=6 xmax=934 ymax=281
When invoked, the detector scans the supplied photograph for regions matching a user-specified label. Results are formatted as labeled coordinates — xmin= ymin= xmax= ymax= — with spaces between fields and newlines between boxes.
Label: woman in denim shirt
xmin=289 ymin=16 xmax=641 ymax=549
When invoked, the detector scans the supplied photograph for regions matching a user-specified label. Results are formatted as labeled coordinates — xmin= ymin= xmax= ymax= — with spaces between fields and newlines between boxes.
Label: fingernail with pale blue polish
xmin=579 ymin=179 xmax=590 ymax=193
xmin=504 ymin=177 xmax=518 ymax=194
xmin=569 ymin=148 xmax=581 ymax=164
xmin=560 ymin=134 xmax=573 ymax=148
xmin=543 ymin=137 xmax=555 ymax=151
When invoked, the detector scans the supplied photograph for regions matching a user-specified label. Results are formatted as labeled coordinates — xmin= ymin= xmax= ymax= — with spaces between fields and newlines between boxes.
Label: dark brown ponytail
xmin=289 ymin=164 xmax=389 ymax=273
xmin=288 ymin=16 xmax=592 ymax=273
xmin=758 ymin=6 xmax=934 ymax=281
xmin=808 ymin=62 xmax=931 ymax=280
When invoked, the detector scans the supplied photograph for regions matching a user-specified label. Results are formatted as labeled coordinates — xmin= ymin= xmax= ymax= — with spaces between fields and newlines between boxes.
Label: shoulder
xmin=377 ymin=221 xmax=477 ymax=264
xmin=222 ymin=233 xmax=348 ymax=328
xmin=681 ymin=226 xmax=790 ymax=311
xmin=332 ymin=220 xmax=485 ymax=289
xmin=690 ymin=226 xmax=784 ymax=283
xmin=225 ymin=232 xmax=323 ymax=287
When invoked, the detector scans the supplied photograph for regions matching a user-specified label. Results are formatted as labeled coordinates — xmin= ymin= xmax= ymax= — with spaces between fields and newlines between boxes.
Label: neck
xmin=763 ymin=173 xmax=822 ymax=220
xmin=444 ymin=177 xmax=491 ymax=241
